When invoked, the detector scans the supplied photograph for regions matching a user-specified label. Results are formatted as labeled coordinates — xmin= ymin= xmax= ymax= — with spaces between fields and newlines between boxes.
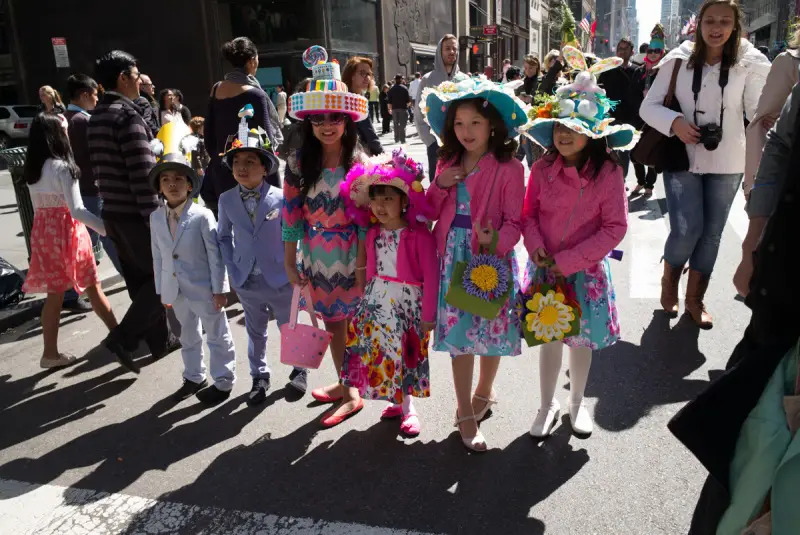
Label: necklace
xmin=461 ymin=150 xmax=488 ymax=177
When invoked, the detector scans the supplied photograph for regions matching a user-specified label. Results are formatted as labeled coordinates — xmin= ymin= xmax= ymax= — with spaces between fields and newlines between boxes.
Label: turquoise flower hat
xmin=420 ymin=75 xmax=530 ymax=145
xmin=519 ymin=46 xmax=640 ymax=151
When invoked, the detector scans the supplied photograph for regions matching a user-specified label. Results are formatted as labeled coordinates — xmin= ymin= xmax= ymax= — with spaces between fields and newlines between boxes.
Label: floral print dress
xmin=341 ymin=228 xmax=431 ymax=402
xmin=523 ymin=258 xmax=620 ymax=350
xmin=434 ymin=182 xmax=521 ymax=357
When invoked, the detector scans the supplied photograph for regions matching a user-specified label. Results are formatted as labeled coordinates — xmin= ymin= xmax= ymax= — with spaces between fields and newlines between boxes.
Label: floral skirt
xmin=434 ymin=226 xmax=521 ymax=357
xmin=23 ymin=206 xmax=98 ymax=294
xmin=341 ymin=277 xmax=431 ymax=401
xmin=523 ymin=258 xmax=620 ymax=350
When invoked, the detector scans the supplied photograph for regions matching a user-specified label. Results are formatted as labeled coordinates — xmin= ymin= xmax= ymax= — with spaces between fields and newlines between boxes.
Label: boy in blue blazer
xmin=149 ymin=152 xmax=236 ymax=404
xmin=217 ymin=118 xmax=307 ymax=405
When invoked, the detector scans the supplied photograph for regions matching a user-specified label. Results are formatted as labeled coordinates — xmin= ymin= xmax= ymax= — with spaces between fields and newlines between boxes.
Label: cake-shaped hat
xmin=288 ymin=45 xmax=369 ymax=122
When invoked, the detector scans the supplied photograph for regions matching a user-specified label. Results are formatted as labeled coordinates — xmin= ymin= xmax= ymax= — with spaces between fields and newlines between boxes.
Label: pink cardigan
xmin=426 ymin=153 xmax=525 ymax=257
xmin=522 ymin=156 xmax=628 ymax=277
xmin=365 ymin=224 xmax=440 ymax=323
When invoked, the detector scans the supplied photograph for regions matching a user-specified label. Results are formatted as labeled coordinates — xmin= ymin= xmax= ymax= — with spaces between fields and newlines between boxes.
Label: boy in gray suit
xmin=150 ymin=151 xmax=237 ymax=404
xmin=217 ymin=121 xmax=307 ymax=406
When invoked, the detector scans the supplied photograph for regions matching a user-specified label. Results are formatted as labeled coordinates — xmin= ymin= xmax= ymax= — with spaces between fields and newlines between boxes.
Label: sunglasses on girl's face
xmin=647 ymin=49 xmax=663 ymax=54
xmin=308 ymin=113 xmax=347 ymax=125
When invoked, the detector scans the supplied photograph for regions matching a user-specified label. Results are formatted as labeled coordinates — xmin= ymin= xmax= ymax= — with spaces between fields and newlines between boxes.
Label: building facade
xmin=3 ymin=0 xmax=459 ymax=110
xmin=740 ymin=0 xmax=797 ymax=53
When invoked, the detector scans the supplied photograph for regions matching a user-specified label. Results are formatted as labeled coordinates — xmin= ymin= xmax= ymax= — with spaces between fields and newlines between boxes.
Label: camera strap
xmin=692 ymin=63 xmax=729 ymax=126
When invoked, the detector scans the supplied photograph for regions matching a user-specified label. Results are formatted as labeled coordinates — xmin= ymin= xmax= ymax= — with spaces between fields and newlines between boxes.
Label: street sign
xmin=483 ymin=25 xmax=498 ymax=35
xmin=51 ymin=38 xmax=69 ymax=69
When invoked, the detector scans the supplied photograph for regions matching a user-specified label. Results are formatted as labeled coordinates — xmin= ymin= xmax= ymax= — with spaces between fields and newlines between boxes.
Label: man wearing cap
xmin=150 ymin=150 xmax=237 ymax=404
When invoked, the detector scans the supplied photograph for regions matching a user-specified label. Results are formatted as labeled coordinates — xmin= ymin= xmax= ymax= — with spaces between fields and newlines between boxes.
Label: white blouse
xmin=27 ymin=158 xmax=106 ymax=236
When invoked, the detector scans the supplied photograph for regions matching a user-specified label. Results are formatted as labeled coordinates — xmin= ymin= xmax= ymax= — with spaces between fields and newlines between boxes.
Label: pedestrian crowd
xmin=14 ymin=0 xmax=800 ymax=531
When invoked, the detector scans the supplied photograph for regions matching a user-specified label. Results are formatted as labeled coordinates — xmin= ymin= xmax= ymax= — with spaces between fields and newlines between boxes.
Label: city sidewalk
xmin=0 ymin=170 xmax=122 ymax=332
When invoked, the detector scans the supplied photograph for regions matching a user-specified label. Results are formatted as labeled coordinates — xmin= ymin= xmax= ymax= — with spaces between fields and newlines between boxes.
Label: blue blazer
xmin=150 ymin=201 xmax=229 ymax=305
xmin=217 ymin=183 xmax=289 ymax=289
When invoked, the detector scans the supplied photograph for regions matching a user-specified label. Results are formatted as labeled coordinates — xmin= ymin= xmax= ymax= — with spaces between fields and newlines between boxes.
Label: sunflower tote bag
xmin=520 ymin=270 xmax=582 ymax=347
xmin=280 ymin=285 xmax=332 ymax=369
xmin=445 ymin=231 xmax=513 ymax=320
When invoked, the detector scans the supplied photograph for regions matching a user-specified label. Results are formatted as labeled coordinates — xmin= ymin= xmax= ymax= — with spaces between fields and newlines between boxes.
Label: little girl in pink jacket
xmin=518 ymin=52 xmax=635 ymax=440
xmin=339 ymin=150 xmax=439 ymax=437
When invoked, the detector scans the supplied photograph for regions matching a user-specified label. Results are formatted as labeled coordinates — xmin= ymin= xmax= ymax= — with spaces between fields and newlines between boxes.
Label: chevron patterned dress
xmin=283 ymin=166 xmax=364 ymax=322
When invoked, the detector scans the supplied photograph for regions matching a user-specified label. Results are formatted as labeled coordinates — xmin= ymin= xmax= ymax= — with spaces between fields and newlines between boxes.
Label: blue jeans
xmin=83 ymin=196 xmax=122 ymax=275
xmin=662 ymin=171 xmax=743 ymax=275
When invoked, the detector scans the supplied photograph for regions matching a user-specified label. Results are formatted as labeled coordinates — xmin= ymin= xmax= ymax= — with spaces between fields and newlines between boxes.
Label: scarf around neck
xmin=224 ymin=67 xmax=261 ymax=90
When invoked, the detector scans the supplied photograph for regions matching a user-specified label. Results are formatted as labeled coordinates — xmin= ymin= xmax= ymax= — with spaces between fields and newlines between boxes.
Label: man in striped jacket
xmin=88 ymin=50 xmax=178 ymax=373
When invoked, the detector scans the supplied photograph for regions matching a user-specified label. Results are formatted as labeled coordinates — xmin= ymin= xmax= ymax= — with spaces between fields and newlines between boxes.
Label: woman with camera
xmin=639 ymin=0 xmax=769 ymax=329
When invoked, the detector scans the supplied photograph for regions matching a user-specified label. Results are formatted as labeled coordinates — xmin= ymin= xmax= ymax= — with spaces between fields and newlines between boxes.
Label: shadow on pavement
xmin=0 ymin=380 xmax=589 ymax=534
xmin=586 ymin=311 xmax=712 ymax=432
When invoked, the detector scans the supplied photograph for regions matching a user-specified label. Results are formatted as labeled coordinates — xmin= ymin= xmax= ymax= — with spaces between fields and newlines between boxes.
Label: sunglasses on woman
xmin=308 ymin=112 xmax=347 ymax=125
xmin=647 ymin=48 xmax=663 ymax=54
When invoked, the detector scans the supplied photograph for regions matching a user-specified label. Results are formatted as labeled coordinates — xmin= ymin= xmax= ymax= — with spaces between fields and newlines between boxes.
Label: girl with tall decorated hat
xmin=282 ymin=46 xmax=372 ymax=427
xmin=420 ymin=75 xmax=528 ymax=451
xmin=519 ymin=46 xmax=636 ymax=439
xmin=338 ymin=149 xmax=439 ymax=437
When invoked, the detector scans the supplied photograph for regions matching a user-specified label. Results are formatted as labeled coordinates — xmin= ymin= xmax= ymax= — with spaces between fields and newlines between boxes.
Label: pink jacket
xmin=365 ymin=224 xmax=440 ymax=323
xmin=522 ymin=156 xmax=628 ymax=277
xmin=426 ymin=153 xmax=525 ymax=257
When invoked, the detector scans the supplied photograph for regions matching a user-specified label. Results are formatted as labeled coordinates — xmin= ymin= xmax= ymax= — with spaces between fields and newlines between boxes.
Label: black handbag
xmin=631 ymin=59 xmax=689 ymax=172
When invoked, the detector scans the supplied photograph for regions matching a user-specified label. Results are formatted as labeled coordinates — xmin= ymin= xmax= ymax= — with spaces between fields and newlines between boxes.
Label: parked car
xmin=0 ymin=105 xmax=38 ymax=150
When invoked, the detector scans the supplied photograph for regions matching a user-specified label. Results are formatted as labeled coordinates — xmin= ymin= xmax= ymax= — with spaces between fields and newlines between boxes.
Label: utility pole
xmin=609 ymin=0 xmax=616 ymax=49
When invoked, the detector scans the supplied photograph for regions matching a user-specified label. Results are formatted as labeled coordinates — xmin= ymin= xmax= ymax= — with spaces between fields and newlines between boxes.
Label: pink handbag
xmin=280 ymin=285 xmax=332 ymax=369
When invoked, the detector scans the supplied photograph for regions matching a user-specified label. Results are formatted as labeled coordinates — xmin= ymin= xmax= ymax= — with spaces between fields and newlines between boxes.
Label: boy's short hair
xmin=189 ymin=116 xmax=205 ymax=134
xmin=66 ymin=74 xmax=98 ymax=101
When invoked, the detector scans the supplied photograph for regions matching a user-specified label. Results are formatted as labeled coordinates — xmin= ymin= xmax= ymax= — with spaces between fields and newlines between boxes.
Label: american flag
xmin=579 ymin=13 xmax=592 ymax=34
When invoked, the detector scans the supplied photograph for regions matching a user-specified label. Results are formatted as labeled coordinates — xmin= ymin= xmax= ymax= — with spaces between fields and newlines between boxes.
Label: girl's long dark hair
xmin=23 ymin=113 xmax=79 ymax=185
xmin=543 ymin=135 xmax=619 ymax=180
xmin=296 ymin=117 xmax=358 ymax=197
xmin=438 ymin=98 xmax=517 ymax=164
xmin=689 ymin=0 xmax=742 ymax=71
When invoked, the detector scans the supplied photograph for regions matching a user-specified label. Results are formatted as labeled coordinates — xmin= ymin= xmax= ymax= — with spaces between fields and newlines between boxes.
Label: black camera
xmin=698 ymin=123 xmax=723 ymax=151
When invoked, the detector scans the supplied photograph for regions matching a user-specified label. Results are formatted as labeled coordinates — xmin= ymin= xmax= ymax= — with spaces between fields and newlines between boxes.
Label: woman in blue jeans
xmin=639 ymin=0 xmax=769 ymax=329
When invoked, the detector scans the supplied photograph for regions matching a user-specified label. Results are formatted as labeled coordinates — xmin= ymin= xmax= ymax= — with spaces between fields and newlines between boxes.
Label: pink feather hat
xmin=341 ymin=148 xmax=432 ymax=227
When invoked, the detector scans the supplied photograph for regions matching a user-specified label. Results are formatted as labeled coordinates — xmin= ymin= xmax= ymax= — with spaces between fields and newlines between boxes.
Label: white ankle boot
xmin=530 ymin=399 xmax=560 ymax=438
xmin=568 ymin=400 xmax=593 ymax=435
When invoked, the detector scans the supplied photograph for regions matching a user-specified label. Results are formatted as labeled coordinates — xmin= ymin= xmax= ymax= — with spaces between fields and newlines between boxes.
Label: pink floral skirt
xmin=23 ymin=206 xmax=98 ymax=294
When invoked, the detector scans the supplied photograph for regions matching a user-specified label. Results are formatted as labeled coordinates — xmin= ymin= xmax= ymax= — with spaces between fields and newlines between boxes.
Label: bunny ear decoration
xmin=589 ymin=56 xmax=624 ymax=75
xmin=562 ymin=46 xmax=587 ymax=72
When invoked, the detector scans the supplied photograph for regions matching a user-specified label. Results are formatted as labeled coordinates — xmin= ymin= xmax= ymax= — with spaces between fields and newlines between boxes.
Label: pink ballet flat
xmin=381 ymin=404 xmax=403 ymax=420
xmin=400 ymin=412 xmax=421 ymax=437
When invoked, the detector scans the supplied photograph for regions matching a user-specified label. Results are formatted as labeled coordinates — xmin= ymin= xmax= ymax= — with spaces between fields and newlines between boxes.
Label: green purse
xmin=445 ymin=231 xmax=513 ymax=320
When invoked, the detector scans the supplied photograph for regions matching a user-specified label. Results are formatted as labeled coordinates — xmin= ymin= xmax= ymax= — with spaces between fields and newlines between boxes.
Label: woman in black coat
xmin=379 ymin=84 xmax=391 ymax=135
xmin=341 ymin=57 xmax=383 ymax=156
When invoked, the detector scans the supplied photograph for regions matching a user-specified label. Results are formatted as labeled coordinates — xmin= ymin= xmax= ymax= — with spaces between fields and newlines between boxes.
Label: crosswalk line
xmin=0 ymin=478 xmax=437 ymax=535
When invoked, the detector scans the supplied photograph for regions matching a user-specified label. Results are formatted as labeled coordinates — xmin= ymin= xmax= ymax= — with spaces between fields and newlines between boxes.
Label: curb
xmin=0 ymin=273 xmax=124 ymax=333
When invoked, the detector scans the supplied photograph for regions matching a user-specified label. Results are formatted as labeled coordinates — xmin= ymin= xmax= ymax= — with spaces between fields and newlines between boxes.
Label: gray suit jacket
xmin=150 ymin=201 xmax=229 ymax=305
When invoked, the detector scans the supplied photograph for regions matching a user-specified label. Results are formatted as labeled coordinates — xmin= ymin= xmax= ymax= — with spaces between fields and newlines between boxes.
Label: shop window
xmin=229 ymin=1 xmax=324 ymax=47
xmin=330 ymin=0 xmax=378 ymax=53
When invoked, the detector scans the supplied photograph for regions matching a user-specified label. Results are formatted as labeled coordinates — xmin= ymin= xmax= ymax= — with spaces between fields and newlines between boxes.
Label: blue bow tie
xmin=240 ymin=189 xmax=261 ymax=201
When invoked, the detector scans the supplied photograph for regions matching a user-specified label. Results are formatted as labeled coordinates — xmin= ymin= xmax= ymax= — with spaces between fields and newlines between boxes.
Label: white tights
xmin=538 ymin=342 xmax=592 ymax=408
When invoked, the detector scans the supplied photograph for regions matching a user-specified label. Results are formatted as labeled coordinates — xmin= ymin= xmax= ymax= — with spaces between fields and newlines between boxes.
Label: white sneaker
xmin=568 ymin=401 xmax=593 ymax=435
xmin=529 ymin=399 xmax=560 ymax=438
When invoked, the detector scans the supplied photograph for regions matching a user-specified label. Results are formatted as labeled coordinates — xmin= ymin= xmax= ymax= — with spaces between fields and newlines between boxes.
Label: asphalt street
xmin=0 ymin=123 xmax=752 ymax=534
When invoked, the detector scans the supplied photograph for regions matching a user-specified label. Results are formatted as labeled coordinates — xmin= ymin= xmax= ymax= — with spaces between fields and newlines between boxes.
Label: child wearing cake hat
xmin=149 ymin=141 xmax=237 ymax=404
xmin=283 ymin=46 xmax=371 ymax=427
xmin=217 ymin=106 xmax=308 ymax=404
xmin=419 ymin=75 xmax=528 ymax=452
xmin=519 ymin=47 xmax=636 ymax=439
xmin=338 ymin=149 xmax=439 ymax=437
